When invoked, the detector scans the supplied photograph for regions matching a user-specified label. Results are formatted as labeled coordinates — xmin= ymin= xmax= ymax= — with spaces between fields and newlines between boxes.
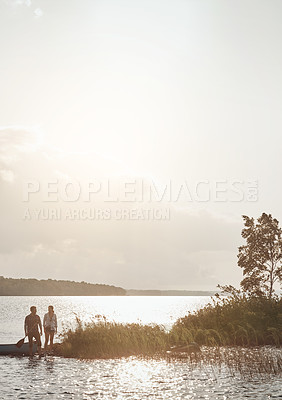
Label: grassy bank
xmin=170 ymin=293 xmax=282 ymax=346
xmin=60 ymin=317 xmax=168 ymax=358
xmin=59 ymin=295 xmax=282 ymax=359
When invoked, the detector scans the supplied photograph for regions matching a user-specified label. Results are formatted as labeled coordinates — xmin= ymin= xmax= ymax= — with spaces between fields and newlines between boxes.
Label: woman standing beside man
xmin=43 ymin=305 xmax=57 ymax=353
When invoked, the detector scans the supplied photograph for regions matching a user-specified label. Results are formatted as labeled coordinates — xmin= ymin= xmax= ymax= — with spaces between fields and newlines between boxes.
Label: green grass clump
xmin=60 ymin=317 xmax=168 ymax=359
xmin=170 ymin=293 xmax=282 ymax=346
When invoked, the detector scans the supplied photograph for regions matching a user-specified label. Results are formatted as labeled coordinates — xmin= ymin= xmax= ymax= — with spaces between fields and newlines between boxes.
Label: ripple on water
xmin=0 ymin=355 xmax=281 ymax=399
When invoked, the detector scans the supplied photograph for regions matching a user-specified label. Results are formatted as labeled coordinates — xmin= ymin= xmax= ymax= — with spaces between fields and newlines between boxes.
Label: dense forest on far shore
xmin=0 ymin=277 xmax=126 ymax=296
xmin=0 ymin=277 xmax=215 ymax=296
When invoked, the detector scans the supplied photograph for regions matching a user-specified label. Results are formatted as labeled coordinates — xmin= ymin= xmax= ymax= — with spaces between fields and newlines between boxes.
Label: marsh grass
xmin=167 ymin=346 xmax=282 ymax=377
xmin=59 ymin=316 xmax=282 ymax=376
xmin=58 ymin=315 xmax=282 ymax=376
xmin=170 ymin=294 xmax=282 ymax=346
xmin=60 ymin=315 xmax=168 ymax=359
xmin=58 ymin=296 xmax=282 ymax=377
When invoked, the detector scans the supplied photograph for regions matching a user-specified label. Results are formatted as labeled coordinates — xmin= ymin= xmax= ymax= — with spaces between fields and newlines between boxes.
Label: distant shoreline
xmin=126 ymin=289 xmax=215 ymax=296
xmin=0 ymin=277 xmax=125 ymax=296
xmin=0 ymin=277 xmax=215 ymax=296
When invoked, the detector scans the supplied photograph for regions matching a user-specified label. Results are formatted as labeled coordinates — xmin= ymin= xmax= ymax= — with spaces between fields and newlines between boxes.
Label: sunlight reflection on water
xmin=0 ymin=355 xmax=281 ymax=399
xmin=0 ymin=296 xmax=210 ymax=342
xmin=0 ymin=297 xmax=281 ymax=399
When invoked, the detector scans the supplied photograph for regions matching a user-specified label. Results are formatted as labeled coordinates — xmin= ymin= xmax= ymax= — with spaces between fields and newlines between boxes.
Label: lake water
xmin=0 ymin=296 xmax=211 ymax=343
xmin=0 ymin=296 xmax=281 ymax=400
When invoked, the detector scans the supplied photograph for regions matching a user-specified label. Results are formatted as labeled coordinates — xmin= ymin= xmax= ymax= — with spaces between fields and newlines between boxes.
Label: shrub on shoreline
xmin=170 ymin=293 xmax=282 ymax=346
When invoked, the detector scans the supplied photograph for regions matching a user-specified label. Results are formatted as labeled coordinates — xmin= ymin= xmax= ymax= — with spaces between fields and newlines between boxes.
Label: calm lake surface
xmin=0 ymin=296 xmax=281 ymax=400
xmin=0 ymin=296 xmax=211 ymax=342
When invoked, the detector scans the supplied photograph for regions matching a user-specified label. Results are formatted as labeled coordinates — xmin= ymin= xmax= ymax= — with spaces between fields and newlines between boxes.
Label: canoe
xmin=0 ymin=342 xmax=37 ymax=356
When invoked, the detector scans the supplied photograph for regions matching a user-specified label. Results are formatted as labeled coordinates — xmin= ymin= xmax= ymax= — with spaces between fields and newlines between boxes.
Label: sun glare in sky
xmin=1 ymin=0 xmax=282 ymax=290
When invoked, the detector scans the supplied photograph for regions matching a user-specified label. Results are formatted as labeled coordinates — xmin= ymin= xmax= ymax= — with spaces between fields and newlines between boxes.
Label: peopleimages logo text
xmin=22 ymin=178 xmax=258 ymax=203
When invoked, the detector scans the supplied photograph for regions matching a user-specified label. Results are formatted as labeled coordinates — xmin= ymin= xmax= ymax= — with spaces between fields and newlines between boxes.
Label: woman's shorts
xmin=44 ymin=327 xmax=55 ymax=334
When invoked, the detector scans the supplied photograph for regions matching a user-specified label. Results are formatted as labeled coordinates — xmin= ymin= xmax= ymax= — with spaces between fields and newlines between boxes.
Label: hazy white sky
xmin=0 ymin=0 xmax=282 ymax=290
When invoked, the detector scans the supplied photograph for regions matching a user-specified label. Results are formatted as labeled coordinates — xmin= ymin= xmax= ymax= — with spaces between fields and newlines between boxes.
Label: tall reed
xmin=59 ymin=294 xmax=282 ymax=360
xmin=170 ymin=294 xmax=282 ymax=346
xmin=60 ymin=316 xmax=168 ymax=359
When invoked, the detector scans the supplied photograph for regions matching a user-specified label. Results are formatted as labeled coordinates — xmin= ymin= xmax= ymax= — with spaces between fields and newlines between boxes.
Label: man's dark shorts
xmin=28 ymin=332 xmax=41 ymax=347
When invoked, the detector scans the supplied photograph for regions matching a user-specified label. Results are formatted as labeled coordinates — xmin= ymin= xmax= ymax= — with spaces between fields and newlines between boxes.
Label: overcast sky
xmin=0 ymin=0 xmax=282 ymax=290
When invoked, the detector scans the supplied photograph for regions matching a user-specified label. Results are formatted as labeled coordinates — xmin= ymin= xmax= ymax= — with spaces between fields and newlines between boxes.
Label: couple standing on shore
xmin=24 ymin=305 xmax=57 ymax=356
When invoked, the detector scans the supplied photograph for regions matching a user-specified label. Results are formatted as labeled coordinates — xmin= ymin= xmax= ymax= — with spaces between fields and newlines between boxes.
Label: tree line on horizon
xmin=0 ymin=277 xmax=126 ymax=296
xmin=1 ymin=213 xmax=281 ymax=299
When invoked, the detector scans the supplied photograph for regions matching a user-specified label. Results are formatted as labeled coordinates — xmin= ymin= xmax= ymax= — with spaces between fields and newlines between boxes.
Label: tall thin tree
xmin=238 ymin=213 xmax=282 ymax=298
